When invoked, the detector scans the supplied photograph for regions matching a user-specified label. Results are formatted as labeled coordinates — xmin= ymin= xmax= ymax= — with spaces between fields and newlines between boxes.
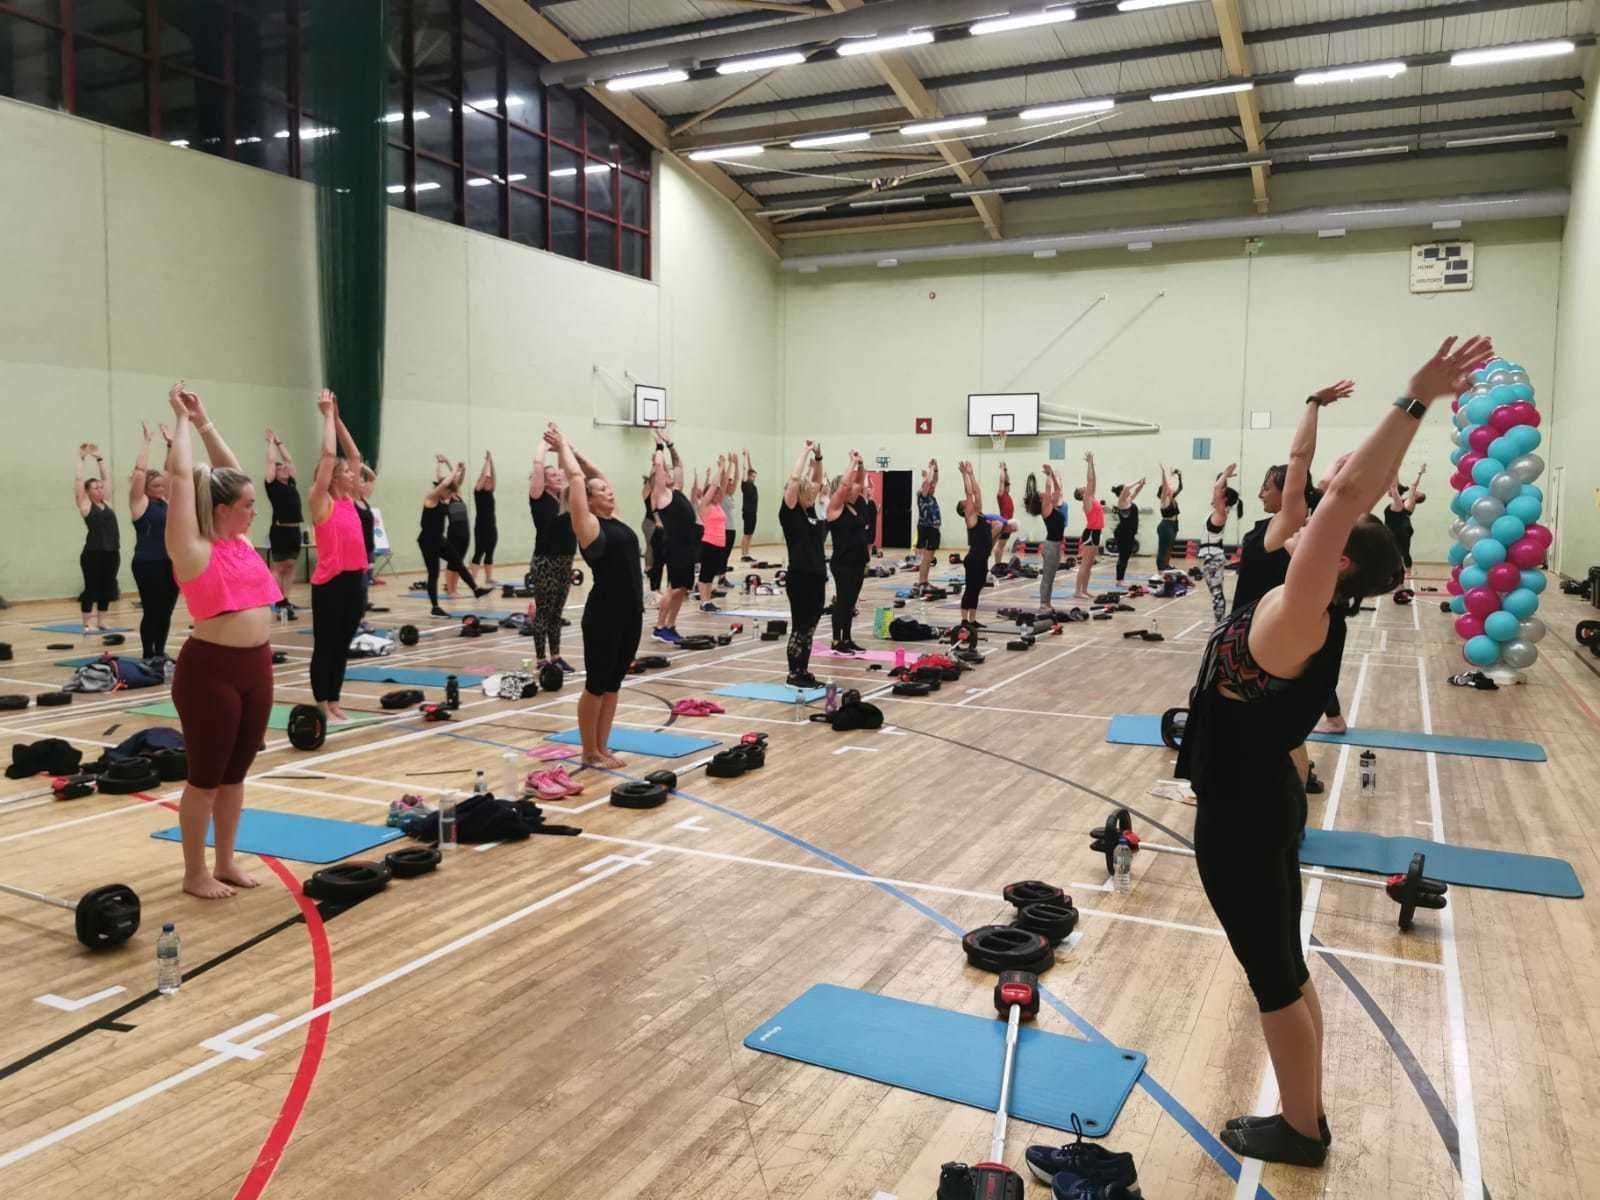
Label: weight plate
xmin=611 ymin=780 xmax=669 ymax=809
xmin=1002 ymin=880 xmax=1066 ymax=910
xmin=302 ymin=860 xmax=392 ymax=901
xmin=287 ymin=704 xmax=326 ymax=751
xmin=75 ymin=883 xmax=141 ymax=950
xmin=1013 ymin=900 xmax=1078 ymax=946
xmin=385 ymin=847 xmax=442 ymax=878
xmin=1160 ymin=707 xmax=1187 ymax=750
xmin=962 ymin=925 xmax=1054 ymax=975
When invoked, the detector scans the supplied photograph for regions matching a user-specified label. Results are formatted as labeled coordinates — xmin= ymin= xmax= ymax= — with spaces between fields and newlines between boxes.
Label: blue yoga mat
xmin=345 ymin=666 xmax=486 ymax=687
xmin=55 ymin=656 xmax=101 ymax=668
xmin=34 ymin=623 xmax=131 ymax=634
xmin=714 ymin=682 xmax=826 ymax=704
xmin=1106 ymin=713 xmax=1547 ymax=763
xmin=151 ymin=809 xmax=404 ymax=864
xmin=745 ymin=985 xmax=1146 ymax=1137
xmin=545 ymin=728 xmax=720 ymax=758
xmin=1300 ymin=829 xmax=1582 ymax=899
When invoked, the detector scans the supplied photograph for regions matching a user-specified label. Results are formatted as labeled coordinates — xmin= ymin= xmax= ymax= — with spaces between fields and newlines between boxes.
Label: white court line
xmin=34 ymin=985 xmax=127 ymax=1012
xmin=1415 ymin=654 xmax=1482 ymax=1200
xmin=198 ymin=1012 xmax=279 ymax=1061
xmin=957 ymin=643 xmax=1091 ymax=706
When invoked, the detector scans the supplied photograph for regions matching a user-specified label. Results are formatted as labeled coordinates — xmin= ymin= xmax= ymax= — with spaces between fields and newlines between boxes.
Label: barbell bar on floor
xmin=0 ymin=879 xmax=142 ymax=949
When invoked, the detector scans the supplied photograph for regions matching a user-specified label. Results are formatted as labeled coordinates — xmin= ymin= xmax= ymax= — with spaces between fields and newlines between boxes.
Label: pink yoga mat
xmin=810 ymin=641 xmax=909 ymax=664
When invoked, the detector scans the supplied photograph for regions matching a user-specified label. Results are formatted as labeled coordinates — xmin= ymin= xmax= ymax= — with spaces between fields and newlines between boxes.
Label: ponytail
xmin=193 ymin=465 xmax=215 ymax=539
xmin=193 ymin=465 xmax=250 ymax=540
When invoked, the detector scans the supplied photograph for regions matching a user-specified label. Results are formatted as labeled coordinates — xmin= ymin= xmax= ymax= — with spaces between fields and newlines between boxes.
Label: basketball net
xmin=990 ymin=431 xmax=1008 ymax=454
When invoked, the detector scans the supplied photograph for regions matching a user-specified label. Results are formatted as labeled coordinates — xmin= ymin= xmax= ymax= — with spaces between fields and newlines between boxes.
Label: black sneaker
xmin=284 ymin=604 xmax=298 ymax=622
xmin=786 ymin=671 xmax=819 ymax=688
xmin=1304 ymin=766 xmax=1324 ymax=795
xmin=1448 ymin=670 xmax=1499 ymax=690
xmin=1027 ymin=1117 xmax=1139 ymax=1190
xmin=431 ymin=606 xmax=450 ymax=618
xmin=1225 ymin=1113 xmax=1332 ymax=1148
xmin=1219 ymin=1115 xmax=1327 ymax=1167
xmin=842 ymin=639 xmax=867 ymax=653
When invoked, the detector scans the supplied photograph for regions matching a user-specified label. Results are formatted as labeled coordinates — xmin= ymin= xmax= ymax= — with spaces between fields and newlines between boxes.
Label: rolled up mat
xmin=1105 ymin=714 xmax=1546 ymax=763
xmin=1300 ymin=829 xmax=1581 ymax=898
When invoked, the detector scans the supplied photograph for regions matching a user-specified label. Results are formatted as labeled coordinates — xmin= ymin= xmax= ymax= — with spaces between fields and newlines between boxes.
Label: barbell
xmin=0 ymin=879 xmax=142 ymax=949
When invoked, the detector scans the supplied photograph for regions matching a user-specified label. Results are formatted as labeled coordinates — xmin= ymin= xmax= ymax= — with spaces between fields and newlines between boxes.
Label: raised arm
xmin=330 ymin=397 xmax=363 ymax=473
xmin=1211 ymin=464 xmax=1237 ymax=525
xmin=547 ymin=425 xmax=599 ymax=550
xmin=1157 ymin=464 xmax=1170 ymax=504
xmin=1124 ymin=477 xmax=1148 ymax=506
xmin=129 ymin=423 xmax=154 ymax=519
xmin=424 ymin=458 xmax=457 ymax=505
xmin=570 ymin=446 xmax=602 ymax=482
xmin=476 ymin=452 xmax=494 ymax=490
xmin=266 ymin=429 xmax=278 ymax=483
xmin=73 ymin=446 xmax=95 ymax=516
xmin=164 ymin=386 xmax=210 ymax=575
xmin=1170 ymin=468 xmax=1183 ymax=500
xmin=921 ymin=459 xmax=939 ymax=496
xmin=1081 ymin=453 xmax=1096 ymax=517
xmin=1041 ymin=464 xmax=1063 ymax=510
xmin=1405 ymin=463 xmax=1425 ymax=512
xmin=182 ymin=389 xmax=240 ymax=471
xmin=744 ymin=448 xmax=754 ymax=480
xmin=528 ymin=443 xmax=548 ymax=500
xmin=309 ymin=391 xmax=338 ymax=524
xmin=824 ymin=453 xmax=857 ymax=521
xmin=272 ymin=430 xmax=295 ymax=473
xmin=998 ymin=461 xmax=1010 ymax=495
xmin=1265 ymin=380 xmax=1353 ymax=551
xmin=784 ymin=441 xmax=813 ymax=508
xmin=648 ymin=449 xmax=671 ymax=512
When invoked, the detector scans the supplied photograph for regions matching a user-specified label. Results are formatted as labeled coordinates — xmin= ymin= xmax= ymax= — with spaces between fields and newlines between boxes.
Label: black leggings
xmin=647 ymin=528 xmax=665 ymax=592
xmin=310 ymin=569 xmax=365 ymax=703
xmin=785 ymin=570 xmax=826 ymax=674
xmin=79 ymin=549 xmax=119 ymax=614
xmin=1155 ymin=518 xmax=1178 ymax=572
xmin=472 ymin=521 xmax=498 ymax=565
xmin=961 ymin=553 xmax=986 ymax=610
xmin=830 ymin=555 xmax=866 ymax=644
xmin=131 ymin=558 xmax=179 ymax=658
xmin=530 ymin=554 xmax=573 ymax=659
xmin=1395 ymin=531 xmax=1413 ymax=570
xmin=1114 ymin=522 xmax=1137 ymax=581
xmin=419 ymin=538 xmax=478 ymax=608
xmin=1324 ymin=691 xmax=1341 ymax=719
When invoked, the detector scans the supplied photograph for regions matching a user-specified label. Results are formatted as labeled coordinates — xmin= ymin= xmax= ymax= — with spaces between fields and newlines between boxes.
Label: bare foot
xmin=600 ymin=752 xmax=627 ymax=769
xmin=184 ymin=872 xmax=235 ymax=899
xmin=212 ymin=864 xmax=260 ymax=889
xmin=328 ymin=703 xmax=349 ymax=723
xmin=1318 ymin=718 xmax=1348 ymax=734
xmin=581 ymin=754 xmax=609 ymax=769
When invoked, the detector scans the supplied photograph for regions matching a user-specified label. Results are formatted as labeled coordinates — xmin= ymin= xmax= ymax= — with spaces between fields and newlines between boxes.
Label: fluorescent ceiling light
xmin=1450 ymin=40 xmax=1575 ymax=67
xmin=1059 ymin=171 xmax=1146 ymax=186
xmin=1433 ymin=219 xmax=1463 ymax=230
xmin=275 ymin=126 xmax=334 ymax=140
xmin=383 ymin=110 xmax=431 ymax=123
xmin=585 ymin=163 xmax=613 ymax=173
xmin=1307 ymin=144 xmax=1408 ymax=160
xmin=837 ymin=31 xmax=935 ymax=57
xmin=508 ymin=173 xmax=527 ymax=182
xmin=550 ymin=167 xmax=578 ymax=177
xmin=1178 ymin=158 xmax=1270 ymax=174
xmin=169 ymin=139 xmax=190 ymax=148
xmin=1019 ymin=98 xmax=1114 ymax=120
xmin=901 ymin=115 xmax=988 ymax=136
xmin=1117 ymin=0 xmax=1202 ymax=10
xmin=467 ymin=177 xmax=491 ymax=187
xmin=1318 ymin=228 xmax=1347 ymax=239
xmin=970 ymin=7 xmax=1076 ymax=36
xmin=716 ymin=51 xmax=807 ymax=75
xmin=951 ymin=184 xmax=1030 ymax=197
xmin=1444 ymin=130 xmax=1560 ymax=148
xmin=385 ymin=184 xmax=406 ymax=194
xmin=799 ymin=265 xmax=819 ymax=273
xmin=877 ymin=258 xmax=899 ymax=267
xmin=790 ymin=131 xmax=872 ymax=148
xmin=413 ymin=182 xmax=441 ymax=192
xmin=1151 ymin=81 xmax=1253 ymax=102
xmin=1033 ymin=249 xmax=1057 ymax=258
xmin=235 ymin=136 xmax=262 ymax=145
xmin=605 ymin=68 xmax=689 ymax=92
xmin=850 ymin=195 xmax=925 ymax=207
xmin=1295 ymin=61 xmax=1407 ymax=86
xmin=688 ymin=144 xmax=765 ymax=161
xmin=759 ymin=205 xmax=829 ymax=217
xmin=1127 ymin=240 xmax=1153 ymax=251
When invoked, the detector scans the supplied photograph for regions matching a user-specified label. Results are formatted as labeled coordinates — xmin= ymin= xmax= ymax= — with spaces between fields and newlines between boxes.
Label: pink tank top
xmin=700 ymin=502 xmax=726 ymax=545
xmin=1084 ymin=499 xmax=1105 ymax=531
xmin=311 ymin=498 xmax=368 ymax=584
xmin=178 ymin=535 xmax=284 ymax=621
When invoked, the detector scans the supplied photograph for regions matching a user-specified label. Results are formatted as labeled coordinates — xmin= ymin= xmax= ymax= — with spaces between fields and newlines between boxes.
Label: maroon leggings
xmin=171 ymin=638 xmax=275 ymax=788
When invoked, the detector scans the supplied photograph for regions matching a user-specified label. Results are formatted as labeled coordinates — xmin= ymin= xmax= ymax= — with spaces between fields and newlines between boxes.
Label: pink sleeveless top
xmin=178 ymin=535 xmax=283 ymax=621
xmin=1084 ymin=498 xmax=1105 ymax=531
xmin=700 ymin=501 xmax=726 ymax=545
xmin=311 ymin=498 xmax=368 ymax=584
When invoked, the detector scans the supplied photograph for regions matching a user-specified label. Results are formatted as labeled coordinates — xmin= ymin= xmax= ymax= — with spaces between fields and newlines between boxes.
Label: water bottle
xmin=473 ymin=769 xmax=488 ymax=796
xmin=445 ymin=674 xmax=460 ymax=711
xmin=825 ymin=682 xmax=839 ymax=713
xmin=439 ymin=790 xmax=459 ymax=850
xmin=1113 ymin=839 xmax=1133 ymax=895
xmin=1359 ymin=750 xmax=1377 ymax=794
xmin=503 ymin=750 xmax=521 ymax=799
xmin=157 ymin=923 xmax=181 ymax=995
xmin=526 ymin=599 xmax=536 ymax=628
xmin=1149 ymin=616 xmax=1159 ymax=638
xmin=894 ymin=647 xmax=906 ymax=671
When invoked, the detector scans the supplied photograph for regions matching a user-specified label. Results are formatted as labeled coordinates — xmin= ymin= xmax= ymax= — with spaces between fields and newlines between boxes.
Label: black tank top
xmin=1160 ymin=502 xmax=1180 ymax=520
xmin=530 ymin=493 xmax=577 ymax=557
xmin=828 ymin=502 xmax=868 ymax=562
xmin=446 ymin=496 xmax=469 ymax=537
xmin=741 ymin=478 xmax=757 ymax=516
xmin=132 ymin=500 xmax=168 ymax=562
xmin=1384 ymin=506 xmax=1412 ymax=539
xmin=84 ymin=504 xmax=119 ymax=553
xmin=656 ymin=490 xmax=698 ymax=547
xmin=580 ymin=517 xmax=644 ymax=620
xmin=966 ymin=516 xmax=993 ymax=560
xmin=356 ymin=500 xmax=376 ymax=559
xmin=1231 ymin=518 xmax=1289 ymax=614
xmin=1115 ymin=503 xmax=1140 ymax=537
xmin=266 ymin=478 xmax=302 ymax=524
xmin=1044 ymin=508 xmax=1066 ymax=543
xmin=419 ymin=503 xmax=447 ymax=545
xmin=474 ymin=489 xmax=496 ymax=525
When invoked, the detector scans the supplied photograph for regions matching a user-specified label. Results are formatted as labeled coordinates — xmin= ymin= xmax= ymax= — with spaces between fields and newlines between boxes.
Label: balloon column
xmin=1445 ymin=357 xmax=1549 ymax=682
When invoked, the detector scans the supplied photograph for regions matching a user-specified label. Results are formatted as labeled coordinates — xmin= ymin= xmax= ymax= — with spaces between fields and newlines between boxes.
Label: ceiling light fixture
xmin=1450 ymin=40 xmax=1575 ymax=67
xmin=716 ymin=51 xmax=807 ymax=75
xmin=759 ymin=205 xmax=829 ymax=217
xmin=970 ymin=6 xmax=1076 ymax=36
xmin=550 ymin=167 xmax=578 ymax=177
xmin=1178 ymin=158 xmax=1271 ymax=173
xmin=951 ymin=184 xmax=1031 ymax=197
xmin=837 ymin=31 xmax=935 ymax=57
xmin=790 ymin=131 xmax=873 ymax=148
xmin=1019 ymin=98 xmax=1114 ymax=120
xmin=467 ymin=177 xmax=491 ymax=187
xmin=1116 ymin=0 xmax=1202 ymax=10
xmin=901 ymin=115 xmax=988 ymax=136
xmin=1294 ymin=61 xmax=1407 ymax=85
xmin=413 ymin=182 xmax=441 ymax=192
xmin=1151 ymin=81 xmax=1253 ymax=102
xmin=850 ymin=195 xmax=926 ymax=208
xmin=604 ymin=67 xmax=689 ymax=92
xmin=688 ymin=144 xmax=765 ymax=161
xmin=1444 ymin=130 xmax=1560 ymax=147
xmin=1306 ymin=145 xmax=1409 ymax=160
xmin=585 ymin=163 xmax=613 ymax=173
xmin=1058 ymin=171 xmax=1147 ymax=186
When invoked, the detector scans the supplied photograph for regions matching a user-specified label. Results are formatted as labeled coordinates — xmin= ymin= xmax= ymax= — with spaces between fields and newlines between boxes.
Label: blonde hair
xmin=359 ymin=464 xmax=376 ymax=483
xmin=193 ymin=466 xmax=251 ymax=539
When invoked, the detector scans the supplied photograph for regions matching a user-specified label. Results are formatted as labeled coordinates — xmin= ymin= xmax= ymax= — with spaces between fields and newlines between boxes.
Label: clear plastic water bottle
xmin=1113 ymin=839 xmax=1133 ymax=895
xmin=473 ymin=769 xmax=488 ymax=796
xmin=1149 ymin=616 xmax=1159 ymax=638
xmin=1360 ymin=751 xmax=1377 ymax=794
xmin=503 ymin=751 xmax=521 ymax=800
xmin=439 ymin=790 xmax=459 ymax=850
xmin=157 ymin=923 xmax=181 ymax=995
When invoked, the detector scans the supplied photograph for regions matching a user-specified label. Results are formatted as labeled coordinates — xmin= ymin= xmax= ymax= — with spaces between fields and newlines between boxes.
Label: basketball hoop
xmin=990 ymin=432 xmax=1007 ymax=453
xmin=989 ymin=420 xmax=1009 ymax=454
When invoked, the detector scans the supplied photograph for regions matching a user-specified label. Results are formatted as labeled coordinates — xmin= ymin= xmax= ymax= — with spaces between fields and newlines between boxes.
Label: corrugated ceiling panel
xmin=550 ymin=0 xmax=805 ymax=43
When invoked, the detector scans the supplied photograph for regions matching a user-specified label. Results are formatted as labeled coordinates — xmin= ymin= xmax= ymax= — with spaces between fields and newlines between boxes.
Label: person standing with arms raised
xmin=264 ymin=428 xmax=303 ymax=621
xmin=128 ymin=422 xmax=179 ymax=659
xmin=73 ymin=443 xmax=120 ymax=635
xmin=1068 ymin=452 xmax=1103 ymax=601
xmin=738 ymin=448 xmax=759 ymax=563
xmin=914 ymin=459 xmax=941 ymax=596
xmin=306 ymin=390 xmax=371 ymax=726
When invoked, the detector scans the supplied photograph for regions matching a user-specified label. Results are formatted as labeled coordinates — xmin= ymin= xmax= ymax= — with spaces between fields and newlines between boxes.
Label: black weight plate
xmin=706 ymin=749 xmax=748 ymax=778
xmin=37 ymin=692 xmax=72 ymax=707
xmin=1160 ymin=707 xmax=1187 ymax=749
xmin=287 ymin=704 xmax=326 ymax=751
xmin=398 ymin=624 xmax=420 ymax=646
xmin=385 ymin=847 xmax=442 ymax=878
xmin=1002 ymin=880 xmax=1066 ymax=910
xmin=892 ymin=681 xmax=932 ymax=696
xmin=1013 ymin=900 xmax=1078 ymax=946
xmin=611 ymin=780 xmax=669 ymax=809
xmin=0 ymin=695 xmax=28 ymax=710
xmin=645 ymin=769 xmax=678 ymax=790
xmin=1577 ymin=620 xmax=1600 ymax=648
xmin=76 ymin=883 xmax=140 ymax=950
xmin=302 ymin=861 xmax=392 ymax=901
xmin=962 ymin=925 xmax=1054 ymax=975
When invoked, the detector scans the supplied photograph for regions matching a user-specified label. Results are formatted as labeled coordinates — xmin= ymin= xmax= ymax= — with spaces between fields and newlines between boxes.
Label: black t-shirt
xmin=966 ymin=516 xmax=993 ymax=561
xmin=741 ymin=478 xmax=757 ymax=516
xmin=530 ymin=493 xmax=577 ymax=557
xmin=474 ymin=489 xmax=496 ymax=525
xmin=1044 ymin=508 xmax=1066 ymax=543
xmin=828 ymin=502 xmax=869 ymax=563
xmin=266 ymin=478 xmax=302 ymax=524
xmin=419 ymin=504 xmax=447 ymax=546
xmin=1115 ymin=502 xmax=1140 ymax=538
xmin=1384 ymin=506 xmax=1412 ymax=539
xmin=580 ymin=517 xmax=643 ymax=621
xmin=1231 ymin=517 xmax=1290 ymax=614
xmin=656 ymin=489 xmax=699 ymax=548
xmin=356 ymin=499 xmax=375 ymax=559
xmin=780 ymin=501 xmax=826 ymax=575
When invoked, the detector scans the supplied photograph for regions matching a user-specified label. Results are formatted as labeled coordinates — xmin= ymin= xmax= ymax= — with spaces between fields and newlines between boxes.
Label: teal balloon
xmin=1520 ymin=483 xmax=1543 ymax=503
xmin=1509 ymin=383 xmax=1534 ymax=403
xmin=1484 ymin=611 xmax=1520 ymax=642
xmin=1471 ymin=538 xmax=1507 ymax=568
xmin=1490 ymin=514 xmax=1526 ymax=544
xmin=1505 ymin=494 xmax=1541 ymax=524
xmin=1507 ymin=425 xmax=1541 ymax=455
xmin=1450 ymin=492 xmax=1472 ymax=517
xmin=1471 ymin=457 xmax=1505 ymax=486
xmin=1450 ymin=447 xmax=1468 ymax=466
xmin=1520 ymin=569 xmax=1547 ymax=594
xmin=1451 ymin=594 xmax=1467 ymax=614
xmin=1448 ymin=542 xmax=1468 ymax=566
xmin=1503 ymin=587 xmax=1539 ymax=619
xmin=1461 ymin=484 xmax=1488 ymax=508
xmin=1488 ymin=384 xmax=1517 ymax=407
xmin=1487 ymin=436 xmax=1515 ymax=463
xmin=1471 ymin=369 xmax=1488 ymax=383
xmin=1459 ymin=565 xmax=1488 ymax=590
xmin=1465 ymin=395 xmax=1496 ymax=424
xmin=1464 ymin=635 xmax=1501 ymax=667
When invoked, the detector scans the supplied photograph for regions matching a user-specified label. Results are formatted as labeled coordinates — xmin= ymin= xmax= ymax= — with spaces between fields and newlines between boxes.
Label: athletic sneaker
xmin=830 ymin=641 xmax=857 ymax=656
xmin=652 ymin=627 xmax=676 ymax=644
xmin=1304 ymin=766 xmax=1325 ymax=795
xmin=284 ymin=604 xmax=298 ymax=621
xmin=701 ymin=602 xmax=721 ymax=613
xmin=787 ymin=670 xmax=819 ymax=688
xmin=552 ymin=657 xmax=574 ymax=673
xmin=841 ymin=639 xmax=867 ymax=653
xmin=718 ymin=576 xmax=734 ymax=588
xmin=473 ymin=586 xmax=494 ymax=598
xmin=431 ymin=606 xmax=450 ymax=618
xmin=1026 ymin=1122 xmax=1138 ymax=1191
xmin=654 ymin=628 xmax=683 ymax=645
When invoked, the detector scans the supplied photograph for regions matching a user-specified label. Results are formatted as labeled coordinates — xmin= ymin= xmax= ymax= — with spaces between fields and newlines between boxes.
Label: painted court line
xmin=34 ymin=986 xmax=127 ymax=1012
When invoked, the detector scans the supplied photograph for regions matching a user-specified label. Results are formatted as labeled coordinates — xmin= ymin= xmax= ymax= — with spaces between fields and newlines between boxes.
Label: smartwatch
xmin=1392 ymin=396 xmax=1427 ymax=420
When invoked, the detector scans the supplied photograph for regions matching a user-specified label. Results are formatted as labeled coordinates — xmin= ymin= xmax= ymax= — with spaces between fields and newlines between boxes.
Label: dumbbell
xmin=0 ymin=879 xmax=141 ymax=949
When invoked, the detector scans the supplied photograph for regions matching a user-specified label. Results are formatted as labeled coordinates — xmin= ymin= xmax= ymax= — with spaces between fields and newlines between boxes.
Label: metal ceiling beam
xmin=474 ymin=0 xmax=781 ymax=257
xmin=1209 ymin=0 xmax=1268 ymax=213
xmin=775 ymin=209 xmax=986 ymax=237
xmin=578 ymin=7 xmax=827 ymax=55
xmin=684 ymin=0 xmax=1575 ymax=124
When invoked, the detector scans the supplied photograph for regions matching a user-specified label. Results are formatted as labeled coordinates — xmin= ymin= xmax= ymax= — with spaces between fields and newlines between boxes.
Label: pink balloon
xmin=1468 ymin=426 xmax=1496 ymax=455
xmin=1509 ymin=538 xmax=1545 ymax=568
xmin=1446 ymin=578 xmax=1464 ymax=596
xmin=1452 ymin=398 xmax=1461 ymax=412
xmin=1450 ymin=472 xmax=1470 ymax=491
xmin=1514 ymin=403 xmax=1541 ymax=428
xmin=1459 ymin=452 xmax=1483 ymax=477
xmin=1464 ymin=586 xmax=1500 ymax=618
xmin=1454 ymin=614 xmax=1485 ymax=640
xmin=1450 ymin=564 xmax=1463 ymax=581
xmin=1489 ymin=406 xmax=1519 ymax=432
xmin=1487 ymin=562 xmax=1521 ymax=593
xmin=1525 ymin=522 xmax=1553 ymax=548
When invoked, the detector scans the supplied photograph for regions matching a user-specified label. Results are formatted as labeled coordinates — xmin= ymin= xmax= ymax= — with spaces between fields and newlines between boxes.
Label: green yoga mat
xmin=128 ymin=701 xmax=389 ymax=732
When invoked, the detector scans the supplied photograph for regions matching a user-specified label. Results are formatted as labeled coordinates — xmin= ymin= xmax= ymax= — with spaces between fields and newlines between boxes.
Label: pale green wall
xmin=778 ymin=222 xmax=1564 ymax=564
xmin=0 ymin=96 xmax=780 ymax=600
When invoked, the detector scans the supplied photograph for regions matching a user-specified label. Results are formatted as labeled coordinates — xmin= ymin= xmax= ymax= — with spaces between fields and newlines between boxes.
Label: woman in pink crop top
xmin=165 ymin=383 xmax=283 ymax=900
xmin=694 ymin=455 xmax=733 ymax=613
xmin=1069 ymin=451 xmax=1104 ymax=600
xmin=307 ymin=390 xmax=371 ymax=725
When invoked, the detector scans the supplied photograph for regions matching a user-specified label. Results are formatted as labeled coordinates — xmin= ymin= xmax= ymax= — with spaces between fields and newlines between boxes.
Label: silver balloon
xmin=1501 ymin=639 xmax=1539 ymax=669
xmin=1518 ymin=617 xmax=1547 ymax=644
xmin=1448 ymin=518 xmax=1467 ymax=540
xmin=1486 ymin=665 xmax=1525 ymax=686
xmin=1459 ymin=523 xmax=1489 ymax=549
xmin=1509 ymin=370 xmax=1529 ymax=386
xmin=1453 ymin=407 xmax=1471 ymax=429
xmin=1470 ymin=496 xmax=1505 ymax=525
xmin=1470 ymin=383 xmax=1492 ymax=398
xmin=1508 ymin=452 xmax=1545 ymax=483
xmin=1453 ymin=427 xmax=1468 ymax=448
xmin=1486 ymin=369 xmax=1511 ymax=386
xmin=1489 ymin=472 xmax=1521 ymax=502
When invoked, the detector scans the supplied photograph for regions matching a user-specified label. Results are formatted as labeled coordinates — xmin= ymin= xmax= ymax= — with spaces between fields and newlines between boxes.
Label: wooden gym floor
xmin=2 ymin=547 xmax=1599 ymax=1200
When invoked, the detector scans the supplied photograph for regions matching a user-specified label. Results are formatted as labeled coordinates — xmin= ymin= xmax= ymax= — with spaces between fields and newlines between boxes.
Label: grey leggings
xmin=530 ymin=554 xmax=573 ymax=659
xmin=1199 ymin=548 xmax=1227 ymax=622
xmin=1039 ymin=540 xmax=1062 ymax=610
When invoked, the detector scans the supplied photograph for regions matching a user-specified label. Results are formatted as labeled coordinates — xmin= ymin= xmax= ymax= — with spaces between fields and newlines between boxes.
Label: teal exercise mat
xmin=1300 ymin=829 xmax=1582 ymax=898
xmin=544 ymin=728 xmax=720 ymax=757
xmin=152 ymin=809 xmax=404 ymax=863
xmin=35 ymin=623 xmax=131 ymax=634
xmin=345 ymin=667 xmax=485 ymax=687
xmin=1106 ymin=714 xmax=1546 ymax=763
xmin=745 ymin=984 xmax=1146 ymax=1138
xmin=713 ymin=682 xmax=826 ymax=703
xmin=128 ymin=701 xmax=388 ymax=732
